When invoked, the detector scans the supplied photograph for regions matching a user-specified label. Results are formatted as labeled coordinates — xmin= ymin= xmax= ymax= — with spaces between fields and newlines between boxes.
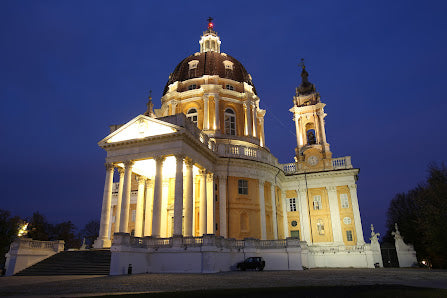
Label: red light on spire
xmin=207 ymin=17 xmax=214 ymax=30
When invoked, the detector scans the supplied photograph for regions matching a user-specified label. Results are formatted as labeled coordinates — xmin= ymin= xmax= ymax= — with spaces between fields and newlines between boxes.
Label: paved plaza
xmin=0 ymin=268 xmax=446 ymax=297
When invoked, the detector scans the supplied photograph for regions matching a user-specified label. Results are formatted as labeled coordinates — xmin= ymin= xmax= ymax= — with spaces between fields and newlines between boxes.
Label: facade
xmin=93 ymin=21 xmax=380 ymax=272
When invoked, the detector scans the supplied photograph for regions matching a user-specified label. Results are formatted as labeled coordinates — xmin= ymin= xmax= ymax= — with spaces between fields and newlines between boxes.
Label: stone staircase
xmin=15 ymin=249 xmax=111 ymax=276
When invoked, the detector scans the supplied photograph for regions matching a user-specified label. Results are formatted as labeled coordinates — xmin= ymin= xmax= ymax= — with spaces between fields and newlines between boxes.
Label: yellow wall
xmin=285 ymin=190 xmax=300 ymax=239
xmin=227 ymin=176 xmax=260 ymax=239
xmin=308 ymin=187 xmax=333 ymax=243
xmin=337 ymin=186 xmax=357 ymax=245
xmin=275 ymin=186 xmax=284 ymax=239
xmin=264 ymin=183 xmax=274 ymax=239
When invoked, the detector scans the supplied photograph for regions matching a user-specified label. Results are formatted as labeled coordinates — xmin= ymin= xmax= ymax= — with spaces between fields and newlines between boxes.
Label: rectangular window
xmin=346 ymin=230 xmax=353 ymax=241
xmin=340 ymin=193 xmax=349 ymax=208
xmin=131 ymin=210 xmax=136 ymax=222
xmin=238 ymin=179 xmax=248 ymax=195
xmin=291 ymin=230 xmax=300 ymax=239
xmin=225 ymin=84 xmax=234 ymax=90
xmin=188 ymin=84 xmax=197 ymax=90
xmin=288 ymin=198 xmax=297 ymax=212
xmin=313 ymin=195 xmax=322 ymax=210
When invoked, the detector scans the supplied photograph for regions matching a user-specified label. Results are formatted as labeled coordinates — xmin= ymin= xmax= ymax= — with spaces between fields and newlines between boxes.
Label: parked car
xmin=237 ymin=257 xmax=265 ymax=271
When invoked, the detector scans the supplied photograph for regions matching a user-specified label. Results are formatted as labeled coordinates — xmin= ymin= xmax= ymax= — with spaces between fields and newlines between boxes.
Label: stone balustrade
xmin=282 ymin=156 xmax=353 ymax=174
xmin=216 ymin=144 xmax=279 ymax=166
xmin=9 ymin=238 xmax=64 ymax=252
xmin=5 ymin=238 xmax=65 ymax=276
xmin=114 ymin=233 xmax=302 ymax=250
xmin=307 ymin=244 xmax=367 ymax=253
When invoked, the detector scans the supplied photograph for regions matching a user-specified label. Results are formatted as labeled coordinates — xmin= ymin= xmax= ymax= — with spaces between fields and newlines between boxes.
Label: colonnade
xmin=95 ymin=155 xmax=216 ymax=248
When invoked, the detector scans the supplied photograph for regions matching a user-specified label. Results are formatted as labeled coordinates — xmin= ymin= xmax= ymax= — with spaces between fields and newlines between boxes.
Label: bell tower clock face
xmin=307 ymin=155 xmax=319 ymax=166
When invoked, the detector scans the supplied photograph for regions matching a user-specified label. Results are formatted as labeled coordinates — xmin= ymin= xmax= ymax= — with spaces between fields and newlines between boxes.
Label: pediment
xmin=99 ymin=115 xmax=179 ymax=145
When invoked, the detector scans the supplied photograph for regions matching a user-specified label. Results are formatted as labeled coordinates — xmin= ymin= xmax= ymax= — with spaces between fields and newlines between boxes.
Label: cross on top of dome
xmin=199 ymin=17 xmax=221 ymax=53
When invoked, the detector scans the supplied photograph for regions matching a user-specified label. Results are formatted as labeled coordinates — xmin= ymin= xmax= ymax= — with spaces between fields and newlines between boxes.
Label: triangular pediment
xmin=99 ymin=115 xmax=179 ymax=145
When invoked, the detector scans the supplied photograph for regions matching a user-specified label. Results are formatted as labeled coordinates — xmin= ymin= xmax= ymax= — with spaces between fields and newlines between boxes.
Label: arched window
xmin=305 ymin=123 xmax=317 ymax=145
xmin=224 ymin=108 xmax=236 ymax=135
xmin=187 ymin=108 xmax=198 ymax=125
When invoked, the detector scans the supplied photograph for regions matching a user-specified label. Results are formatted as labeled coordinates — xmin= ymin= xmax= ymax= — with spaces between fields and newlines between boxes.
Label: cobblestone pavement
xmin=0 ymin=268 xmax=446 ymax=297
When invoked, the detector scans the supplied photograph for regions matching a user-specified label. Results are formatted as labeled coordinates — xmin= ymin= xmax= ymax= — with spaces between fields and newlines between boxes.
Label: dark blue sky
xmin=1 ymin=1 xmax=446 ymax=238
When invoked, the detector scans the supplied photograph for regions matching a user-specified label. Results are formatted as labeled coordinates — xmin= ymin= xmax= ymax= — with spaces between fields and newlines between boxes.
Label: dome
xmin=163 ymin=51 xmax=257 ymax=95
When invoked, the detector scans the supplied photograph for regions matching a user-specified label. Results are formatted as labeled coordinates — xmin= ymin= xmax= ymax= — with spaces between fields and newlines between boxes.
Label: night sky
xmin=1 ymin=1 xmax=446 ymax=239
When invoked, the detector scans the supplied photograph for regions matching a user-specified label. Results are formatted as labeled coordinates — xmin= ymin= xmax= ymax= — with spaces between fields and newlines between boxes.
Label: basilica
xmin=93 ymin=21 xmax=382 ymax=273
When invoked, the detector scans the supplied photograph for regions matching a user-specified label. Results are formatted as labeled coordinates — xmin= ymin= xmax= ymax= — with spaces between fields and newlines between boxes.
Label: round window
xmin=291 ymin=220 xmax=298 ymax=227
xmin=343 ymin=217 xmax=352 ymax=225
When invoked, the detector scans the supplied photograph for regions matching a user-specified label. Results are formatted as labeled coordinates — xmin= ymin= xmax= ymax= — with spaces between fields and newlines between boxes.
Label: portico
xmin=94 ymin=114 xmax=217 ymax=248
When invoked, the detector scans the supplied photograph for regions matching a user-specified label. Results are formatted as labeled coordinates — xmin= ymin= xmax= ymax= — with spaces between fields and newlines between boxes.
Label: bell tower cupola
xmin=199 ymin=17 xmax=221 ymax=53
xmin=290 ymin=59 xmax=332 ymax=171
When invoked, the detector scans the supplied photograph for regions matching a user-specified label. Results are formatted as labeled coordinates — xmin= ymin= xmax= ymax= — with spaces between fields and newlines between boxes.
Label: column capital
xmin=123 ymin=160 xmax=134 ymax=168
xmin=145 ymin=179 xmax=154 ymax=188
xmin=206 ymin=172 xmax=214 ymax=182
xmin=137 ymin=175 xmax=146 ymax=184
xmin=154 ymin=155 xmax=166 ymax=163
xmin=117 ymin=167 xmax=125 ymax=175
xmin=174 ymin=153 xmax=185 ymax=161
xmin=326 ymin=186 xmax=337 ymax=193
xmin=105 ymin=162 xmax=115 ymax=171
xmin=185 ymin=157 xmax=194 ymax=167
xmin=216 ymin=175 xmax=227 ymax=181
xmin=348 ymin=184 xmax=357 ymax=191
xmin=199 ymin=169 xmax=208 ymax=176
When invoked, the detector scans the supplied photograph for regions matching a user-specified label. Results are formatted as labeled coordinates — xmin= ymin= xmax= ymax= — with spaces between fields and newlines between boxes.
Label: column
xmin=318 ymin=110 xmax=327 ymax=143
xmin=143 ymin=179 xmax=154 ymax=236
xmin=258 ymin=179 xmax=267 ymax=240
xmin=133 ymin=176 xmax=146 ymax=237
xmin=314 ymin=112 xmax=321 ymax=144
xmin=171 ymin=100 xmax=178 ymax=115
xmin=203 ymin=96 xmax=209 ymax=130
xmin=173 ymin=154 xmax=184 ymax=236
xmin=252 ymin=102 xmax=258 ymax=137
xmin=184 ymin=159 xmax=194 ymax=237
xmin=114 ymin=168 xmax=125 ymax=233
xmin=281 ymin=191 xmax=289 ymax=239
xmin=151 ymin=156 xmax=165 ymax=238
xmin=298 ymin=190 xmax=312 ymax=243
xmin=259 ymin=118 xmax=266 ymax=147
xmin=95 ymin=163 xmax=114 ymax=248
xmin=119 ymin=160 xmax=134 ymax=233
xmin=349 ymin=184 xmax=365 ymax=244
xmin=294 ymin=114 xmax=302 ymax=148
xmin=214 ymin=96 xmax=220 ymax=131
xmin=206 ymin=172 xmax=215 ymax=234
xmin=327 ymin=186 xmax=343 ymax=244
xmin=244 ymin=102 xmax=252 ymax=136
xmin=199 ymin=170 xmax=207 ymax=235
xmin=270 ymin=183 xmax=278 ymax=239
xmin=161 ymin=181 xmax=169 ymax=237
xmin=218 ymin=176 xmax=227 ymax=238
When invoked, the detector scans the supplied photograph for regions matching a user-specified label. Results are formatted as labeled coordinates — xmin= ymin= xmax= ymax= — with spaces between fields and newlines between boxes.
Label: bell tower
xmin=290 ymin=60 xmax=332 ymax=171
